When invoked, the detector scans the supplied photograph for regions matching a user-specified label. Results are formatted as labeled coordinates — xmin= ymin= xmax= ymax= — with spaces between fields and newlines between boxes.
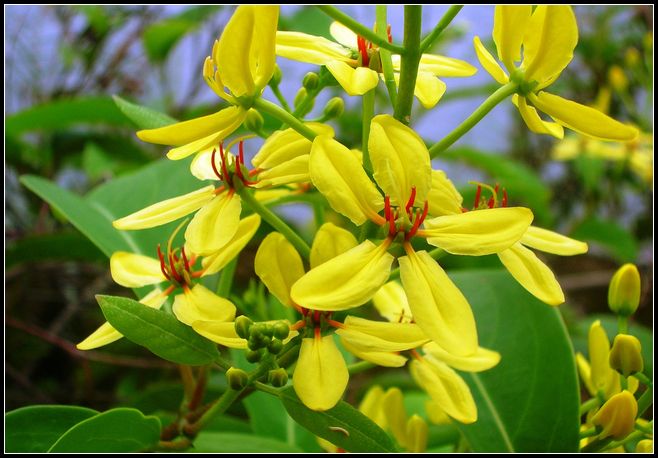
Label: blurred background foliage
xmin=5 ymin=4 xmax=652 ymax=420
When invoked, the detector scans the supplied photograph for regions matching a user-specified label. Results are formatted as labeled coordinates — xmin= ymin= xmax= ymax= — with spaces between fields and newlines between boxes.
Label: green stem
xmin=635 ymin=420 xmax=653 ymax=434
xmin=179 ymin=365 xmax=196 ymax=404
xmin=579 ymin=427 xmax=598 ymax=439
xmin=376 ymin=5 xmax=397 ymax=106
xmin=237 ymin=184 xmax=311 ymax=260
xmin=277 ymin=342 xmax=301 ymax=369
xmin=617 ymin=315 xmax=629 ymax=334
xmin=600 ymin=430 xmax=646 ymax=452
xmin=253 ymin=98 xmax=317 ymax=141
xmin=362 ymin=89 xmax=376 ymax=173
xmin=634 ymin=372 xmax=653 ymax=387
xmin=157 ymin=438 xmax=192 ymax=451
xmin=317 ymin=6 xmax=404 ymax=55
xmin=428 ymin=82 xmax=518 ymax=158
xmin=581 ymin=436 xmax=614 ymax=453
xmin=420 ymin=6 xmax=463 ymax=53
xmin=253 ymin=380 xmax=284 ymax=396
xmin=216 ymin=258 xmax=237 ymax=297
xmin=636 ymin=385 xmax=653 ymax=417
xmin=271 ymin=85 xmax=292 ymax=113
xmin=393 ymin=6 xmax=423 ymax=124
xmin=579 ymin=397 xmax=601 ymax=416
xmin=348 ymin=361 xmax=376 ymax=375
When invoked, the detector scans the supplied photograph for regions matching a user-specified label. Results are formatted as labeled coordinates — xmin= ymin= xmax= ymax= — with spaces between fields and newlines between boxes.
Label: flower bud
xmin=269 ymin=64 xmax=282 ymax=87
xmin=244 ymin=108 xmax=264 ymax=133
xmin=608 ymin=66 xmax=628 ymax=92
xmin=609 ymin=334 xmax=643 ymax=377
xmin=267 ymin=338 xmax=283 ymax=355
xmin=302 ymin=72 xmax=320 ymax=91
xmin=608 ymin=264 xmax=641 ymax=316
xmin=323 ymin=97 xmax=344 ymax=119
xmin=294 ymin=88 xmax=308 ymax=109
xmin=406 ymin=414 xmax=428 ymax=453
xmin=636 ymin=439 xmax=653 ymax=453
xmin=246 ymin=349 xmax=265 ymax=363
xmin=268 ymin=368 xmax=289 ymax=387
xmin=235 ymin=315 xmax=254 ymax=340
xmin=272 ymin=321 xmax=290 ymax=340
xmin=591 ymin=390 xmax=638 ymax=440
xmin=226 ymin=367 xmax=249 ymax=390
xmin=625 ymin=48 xmax=641 ymax=68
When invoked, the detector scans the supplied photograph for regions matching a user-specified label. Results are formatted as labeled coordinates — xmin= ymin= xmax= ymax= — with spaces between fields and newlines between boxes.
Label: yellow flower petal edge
xmin=369 ymin=114 xmax=432 ymax=207
xmin=473 ymin=36 xmax=509 ymax=85
xmin=515 ymin=95 xmax=564 ymax=139
xmin=422 ymin=342 xmax=501 ymax=372
xmin=497 ymin=243 xmax=565 ymax=306
xmin=254 ymin=232 xmax=305 ymax=307
xmin=184 ymin=191 xmax=242 ymax=256
xmin=192 ymin=321 xmax=248 ymax=349
xmin=201 ymin=214 xmax=261 ymax=276
xmin=521 ymin=226 xmax=588 ymax=256
xmin=340 ymin=315 xmax=429 ymax=350
xmin=427 ymin=170 xmax=463 ymax=217
xmin=293 ymin=335 xmax=349 ymax=411
xmin=276 ymin=31 xmax=352 ymax=66
xmin=341 ymin=338 xmax=408 ymax=368
xmin=291 ymin=240 xmax=394 ymax=312
xmin=252 ymin=122 xmax=335 ymax=169
xmin=492 ymin=6 xmax=532 ymax=70
xmin=399 ymin=250 xmax=478 ymax=356
xmin=421 ymin=207 xmax=533 ymax=256
xmin=325 ymin=60 xmax=380 ymax=96
xmin=412 ymin=71 xmax=447 ymax=110
xmin=110 ymin=252 xmax=166 ymax=288
xmin=382 ymin=388 xmax=408 ymax=448
xmin=113 ymin=185 xmax=216 ymax=231
xmin=589 ymin=320 xmax=621 ymax=399
xmin=310 ymin=222 xmax=358 ymax=269
xmin=254 ymin=155 xmax=309 ymax=188
xmin=372 ymin=281 xmax=413 ymax=324
xmin=173 ymin=284 xmax=236 ymax=326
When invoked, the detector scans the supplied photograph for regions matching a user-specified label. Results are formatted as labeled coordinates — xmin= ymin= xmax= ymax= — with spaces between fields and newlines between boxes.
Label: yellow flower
xmin=591 ymin=390 xmax=638 ymax=440
xmin=474 ymin=6 xmax=638 ymax=141
xmin=295 ymin=114 xmax=533 ymax=355
xmin=609 ymin=334 xmax=643 ymax=377
xmin=576 ymin=320 xmax=622 ymax=400
xmin=277 ymin=21 xmax=476 ymax=107
xmin=137 ymin=6 xmax=279 ymax=159
xmin=77 ymin=215 xmax=260 ymax=350
xmin=608 ymin=263 xmax=642 ymax=316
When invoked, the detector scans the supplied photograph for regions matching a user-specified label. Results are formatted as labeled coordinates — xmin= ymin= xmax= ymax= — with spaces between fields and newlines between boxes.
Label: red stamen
xmin=219 ymin=143 xmax=231 ymax=186
xmin=235 ymin=141 xmax=245 ymax=182
xmin=357 ymin=36 xmax=369 ymax=67
xmin=210 ymin=148 xmax=224 ymax=181
xmin=168 ymin=251 xmax=184 ymax=284
xmin=473 ymin=185 xmax=482 ymax=209
xmin=181 ymin=246 xmax=190 ymax=272
xmin=157 ymin=244 xmax=171 ymax=281
xmin=384 ymin=196 xmax=396 ymax=236
xmin=405 ymin=186 xmax=417 ymax=217
xmin=313 ymin=310 xmax=321 ymax=324
xmin=406 ymin=201 xmax=429 ymax=240
xmin=301 ymin=307 xmax=309 ymax=317
xmin=291 ymin=320 xmax=306 ymax=331
xmin=314 ymin=327 xmax=321 ymax=339
xmin=191 ymin=270 xmax=204 ymax=278
xmin=327 ymin=319 xmax=344 ymax=329
xmin=502 ymin=189 xmax=508 ymax=207
xmin=249 ymin=168 xmax=261 ymax=176
xmin=387 ymin=24 xmax=392 ymax=44
xmin=187 ymin=254 xmax=197 ymax=270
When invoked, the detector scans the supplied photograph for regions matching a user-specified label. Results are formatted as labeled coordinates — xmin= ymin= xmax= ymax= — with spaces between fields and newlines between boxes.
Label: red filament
xmin=405 ymin=186 xmax=417 ymax=217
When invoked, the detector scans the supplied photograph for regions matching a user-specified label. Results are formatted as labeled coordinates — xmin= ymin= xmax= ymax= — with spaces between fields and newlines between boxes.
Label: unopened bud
xmin=248 ymin=333 xmax=266 ymax=351
xmin=608 ymin=264 xmax=641 ymax=316
xmin=294 ymin=88 xmax=308 ymax=109
xmin=246 ymin=349 xmax=265 ymax=363
xmin=406 ymin=414 xmax=428 ymax=453
xmin=591 ymin=390 xmax=638 ymax=440
xmin=323 ymin=97 xmax=344 ymax=119
xmin=235 ymin=315 xmax=254 ymax=340
xmin=272 ymin=321 xmax=290 ymax=340
xmin=625 ymin=48 xmax=641 ymax=68
xmin=268 ymin=368 xmax=289 ymax=387
xmin=244 ymin=109 xmax=264 ymax=133
xmin=608 ymin=66 xmax=628 ymax=92
xmin=267 ymin=338 xmax=283 ymax=355
xmin=302 ymin=72 xmax=320 ymax=91
xmin=609 ymin=334 xmax=643 ymax=376
xmin=226 ymin=367 xmax=249 ymax=390
xmin=270 ymin=65 xmax=282 ymax=87
xmin=636 ymin=439 xmax=653 ymax=453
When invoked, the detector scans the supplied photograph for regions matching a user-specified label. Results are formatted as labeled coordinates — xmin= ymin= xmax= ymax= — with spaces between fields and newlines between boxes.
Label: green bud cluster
xmin=234 ymin=317 xmax=290 ymax=363
xmin=226 ymin=367 xmax=249 ymax=390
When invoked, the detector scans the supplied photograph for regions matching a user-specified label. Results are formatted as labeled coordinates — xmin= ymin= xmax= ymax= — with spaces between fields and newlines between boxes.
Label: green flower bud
xmin=609 ymin=334 xmax=643 ymax=376
xmin=235 ymin=315 xmax=254 ymax=340
xmin=294 ymin=88 xmax=308 ymax=109
xmin=248 ymin=334 xmax=265 ymax=351
xmin=303 ymin=72 xmax=320 ymax=91
xmin=268 ymin=368 xmax=289 ymax=387
xmin=591 ymin=390 xmax=638 ymax=440
xmin=267 ymin=338 xmax=283 ymax=355
xmin=246 ymin=349 xmax=264 ymax=363
xmin=323 ymin=97 xmax=344 ymax=119
xmin=608 ymin=264 xmax=641 ymax=316
xmin=226 ymin=367 xmax=249 ymax=390
xmin=272 ymin=321 xmax=290 ymax=340
xmin=244 ymin=108 xmax=264 ymax=133
xmin=270 ymin=64 xmax=282 ymax=87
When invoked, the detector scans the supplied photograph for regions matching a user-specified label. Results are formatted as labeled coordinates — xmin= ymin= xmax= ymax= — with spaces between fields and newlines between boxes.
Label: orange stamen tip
xmin=314 ymin=327 xmax=321 ymax=339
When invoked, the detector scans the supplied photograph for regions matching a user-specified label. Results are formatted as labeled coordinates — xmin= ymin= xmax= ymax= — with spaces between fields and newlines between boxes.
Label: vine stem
xmin=362 ymin=89 xmax=375 ymax=173
xmin=237 ymin=183 xmax=311 ymax=260
xmin=579 ymin=397 xmax=600 ymax=416
xmin=420 ymin=6 xmax=463 ymax=53
xmin=348 ymin=361 xmax=376 ymax=375
xmin=317 ymin=5 xmax=404 ymax=55
xmin=429 ymin=82 xmax=518 ymax=158
xmin=393 ymin=6 xmax=422 ymax=124
xmin=376 ymin=5 xmax=397 ymax=106
xmin=253 ymin=98 xmax=318 ymax=141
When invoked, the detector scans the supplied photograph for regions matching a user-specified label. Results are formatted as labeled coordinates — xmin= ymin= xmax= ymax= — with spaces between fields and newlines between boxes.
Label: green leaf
xmin=6 ymin=232 xmax=105 ymax=269
xmin=48 ymin=408 xmax=161 ymax=452
xmin=279 ymin=386 xmax=398 ymax=453
xmin=571 ymin=217 xmax=638 ymax=262
xmin=5 ymin=405 xmax=98 ymax=452
xmin=5 ymin=97 xmax=132 ymax=136
xmin=113 ymin=95 xmax=177 ymax=129
xmin=98 ymin=294 xmax=220 ymax=365
xmin=450 ymin=270 xmax=579 ymax=452
xmin=192 ymin=432 xmax=303 ymax=453
xmin=442 ymin=146 xmax=553 ymax=225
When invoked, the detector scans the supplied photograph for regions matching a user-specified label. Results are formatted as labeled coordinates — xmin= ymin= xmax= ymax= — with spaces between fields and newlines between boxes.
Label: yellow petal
xmin=201 ymin=214 xmax=261 ymax=275
xmin=76 ymin=289 xmax=167 ymax=350
xmin=515 ymin=95 xmax=564 ymax=139
xmin=497 ymin=243 xmax=565 ymax=306
xmin=192 ymin=321 xmax=247 ymax=349
xmin=406 ymin=414 xmax=429 ymax=453
xmin=591 ymin=390 xmax=638 ymax=440
xmin=421 ymin=207 xmax=534 ymax=255
xmin=216 ymin=6 xmax=279 ymax=96
xmin=254 ymin=155 xmax=309 ymax=188
xmin=410 ymin=357 xmax=477 ymax=424
xmin=254 ymin=232 xmax=305 ymax=307
xmin=110 ymin=252 xmax=166 ymax=288
xmin=399 ymin=250 xmax=478 ymax=356
xmin=589 ymin=320 xmax=621 ymax=399
xmin=422 ymin=342 xmax=500 ymax=372
xmin=427 ymin=169 xmax=463 ymax=217
xmin=521 ymin=226 xmax=588 ymax=255
xmin=372 ymin=281 xmax=413 ymax=324
xmin=425 ymin=400 xmax=451 ymax=425
xmin=325 ymin=60 xmax=379 ymax=96
xmin=293 ymin=335 xmax=349 ymax=411
xmin=492 ymin=6 xmax=532 ymax=70
xmin=412 ymin=71 xmax=447 ymax=109
xmin=382 ymin=388 xmax=408 ymax=448
xmin=291 ymin=241 xmax=394 ymax=311
xmin=341 ymin=339 xmax=408 ymax=368
xmin=276 ymin=31 xmax=352 ymax=65
xmin=576 ymin=352 xmax=597 ymax=396
xmin=473 ymin=36 xmax=509 ymax=85
xmin=369 ymin=114 xmax=432 ymax=206
xmin=185 ymin=191 xmax=241 ymax=256
xmin=137 ymin=106 xmax=245 ymax=148
xmin=529 ymin=91 xmax=639 ymax=141
xmin=310 ymin=222 xmax=358 ymax=269
xmin=358 ymin=386 xmax=387 ymax=429
xmin=522 ymin=6 xmax=578 ymax=86
xmin=172 ymin=284 xmax=236 ymax=326
xmin=113 ymin=185 xmax=216 ymax=231
xmin=338 ymin=316 xmax=429 ymax=351
xmin=310 ymin=135 xmax=384 ymax=225
xmin=329 ymin=21 xmax=358 ymax=49
xmin=190 ymin=147 xmax=221 ymax=181
xmin=252 ymin=122 xmax=335 ymax=170
xmin=414 ymin=53 xmax=477 ymax=77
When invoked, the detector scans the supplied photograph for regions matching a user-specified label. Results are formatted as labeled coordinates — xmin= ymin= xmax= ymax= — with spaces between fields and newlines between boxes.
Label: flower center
xmin=210 ymin=139 xmax=259 ymax=189
xmin=467 ymin=182 xmax=508 ymax=211
xmin=383 ymin=187 xmax=430 ymax=241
